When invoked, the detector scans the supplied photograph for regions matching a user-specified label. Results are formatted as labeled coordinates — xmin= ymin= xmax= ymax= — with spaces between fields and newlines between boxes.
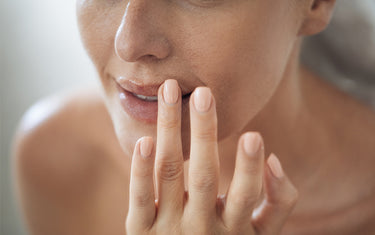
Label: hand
xmin=126 ymin=79 xmax=298 ymax=235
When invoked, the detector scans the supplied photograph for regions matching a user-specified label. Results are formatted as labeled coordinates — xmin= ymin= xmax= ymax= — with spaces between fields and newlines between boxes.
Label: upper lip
xmin=115 ymin=76 xmax=194 ymax=97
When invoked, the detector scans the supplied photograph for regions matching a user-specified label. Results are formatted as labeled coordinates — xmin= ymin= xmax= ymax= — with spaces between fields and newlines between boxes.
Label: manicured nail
xmin=243 ymin=132 xmax=262 ymax=156
xmin=193 ymin=87 xmax=212 ymax=112
xmin=139 ymin=137 xmax=153 ymax=159
xmin=163 ymin=79 xmax=179 ymax=105
xmin=267 ymin=153 xmax=284 ymax=178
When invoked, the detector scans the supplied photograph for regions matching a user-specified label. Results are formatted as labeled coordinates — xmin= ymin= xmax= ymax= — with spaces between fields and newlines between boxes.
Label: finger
xmin=126 ymin=137 xmax=156 ymax=233
xmin=223 ymin=132 xmax=264 ymax=230
xmin=252 ymin=153 xmax=299 ymax=235
xmin=187 ymin=87 xmax=219 ymax=219
xmin=155 ymin=79 xmax=185 ymax=216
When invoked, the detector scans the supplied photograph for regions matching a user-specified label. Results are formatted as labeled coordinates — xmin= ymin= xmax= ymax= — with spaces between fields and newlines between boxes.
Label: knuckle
xmin=280 ymin=187 xmax=299 ymax=208
xmin=289 ymin=187 xmax=299 ymax=205
xmin=159 ymin=113 xmax=179 ymax=130
xmin=230 ymin=191 xmax=259 ymax=209
xmin=242 ymin=164 xmax=261 ymax=176
xmin=190 ymin=172 xmax=217 ymax=193
xmin=191 ymin=115 xmax=217 ymax=141
xmin=156 ymin=160 xmax=183 ymax=182
xmin=192 ymin=127 xmax=217 ymax=142
xmin=133 ymin=192 xmax=154 ymax=208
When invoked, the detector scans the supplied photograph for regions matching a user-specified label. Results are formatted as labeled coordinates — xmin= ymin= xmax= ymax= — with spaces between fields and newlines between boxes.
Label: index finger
xmin=155 ymin=79 xmax=185 ymax=217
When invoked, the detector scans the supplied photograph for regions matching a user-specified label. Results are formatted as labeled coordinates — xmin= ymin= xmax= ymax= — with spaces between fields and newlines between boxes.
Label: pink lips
xmin=117 ymin=84 xmax=158 ymax=123
xmin=116 ymin=83 xmax=159 ymax=123
xmin=115 ymin=79 xmax=192 ymax=123
xmin=118 ymin=78 xmax=161 ymax=97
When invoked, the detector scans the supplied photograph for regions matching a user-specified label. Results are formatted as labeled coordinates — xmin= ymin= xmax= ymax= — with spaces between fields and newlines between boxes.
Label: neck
xmin=217 ymin=39 xmax=331 ymax=191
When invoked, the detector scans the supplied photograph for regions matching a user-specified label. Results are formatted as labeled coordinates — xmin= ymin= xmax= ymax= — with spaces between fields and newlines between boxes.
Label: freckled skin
xmin=73 ymin=0 xmax=375 ymax=232
xmin=13 ymin=0 xmax=375 ymax=234
xmin=76 ymin=0 xmax=303 ymax=159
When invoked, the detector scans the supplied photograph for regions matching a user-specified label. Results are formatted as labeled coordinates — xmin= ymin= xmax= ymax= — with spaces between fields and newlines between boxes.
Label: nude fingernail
xmin=193 ymin=87 xmax=212 ymax=112
xmin=243 ymin=132 xmax=262 ymax=156
xmin=267 ymin=153 xmax=284 ymax=178
xmin=163 ymin=79 xmax=179 ymax=105
xmin=139 ymin=137 xmax=153 ymax=158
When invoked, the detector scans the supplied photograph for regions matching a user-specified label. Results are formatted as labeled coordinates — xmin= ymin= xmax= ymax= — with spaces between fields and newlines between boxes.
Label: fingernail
xmin=193 ymin=87 xmax=212 ymax=112
xmin=267 ymin=153 xmax=284 ymax=178
xmin=139 ymin=137 xmax=153 ymax=159
xmin=243 ymin=132 xmax=262 ymax=156
xmin=163 ymin=79 xmax=179 ymax=105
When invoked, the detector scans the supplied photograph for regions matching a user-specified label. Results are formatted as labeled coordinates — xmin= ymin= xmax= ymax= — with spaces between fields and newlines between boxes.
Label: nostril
xmin=141 ymin=54 xmax=160 ymax=63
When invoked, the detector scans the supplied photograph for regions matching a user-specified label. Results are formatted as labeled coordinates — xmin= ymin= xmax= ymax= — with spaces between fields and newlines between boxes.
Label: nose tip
xmin=115 ymin=27 xmax=170 ymax=62
xmin=114 ymin=3 xmax=171 ymax=63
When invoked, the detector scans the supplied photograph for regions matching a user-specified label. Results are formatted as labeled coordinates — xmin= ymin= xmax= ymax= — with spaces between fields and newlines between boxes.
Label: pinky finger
xmin=251 ymin=153 xmax=299 ymax=235
xmin=126 ymin=137 xmax=156 ymax=233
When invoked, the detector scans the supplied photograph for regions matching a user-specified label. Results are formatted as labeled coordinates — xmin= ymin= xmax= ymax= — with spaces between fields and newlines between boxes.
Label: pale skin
xmin=12 ymin=0 xmax=375 ymax=234
xmin=124 ymin=80 xmax=298 ymax=234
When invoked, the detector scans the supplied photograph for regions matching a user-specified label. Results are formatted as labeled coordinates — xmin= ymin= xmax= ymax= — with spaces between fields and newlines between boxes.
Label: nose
xmin=114 ymin=0 xmax=171 ymax=63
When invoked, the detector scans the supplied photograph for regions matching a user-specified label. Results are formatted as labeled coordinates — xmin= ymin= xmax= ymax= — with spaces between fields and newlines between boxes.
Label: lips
xmin=115 ymin=77 xmax=193 ymax=123
xmin=117 ymin=77 xmax=193 ymax=97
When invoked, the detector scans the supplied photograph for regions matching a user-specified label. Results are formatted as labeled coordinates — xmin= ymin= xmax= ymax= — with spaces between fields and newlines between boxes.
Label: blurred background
xmin=1 ymin=0 xmax=374 ymax=234
xmin=1 ymin=1 xmax=97 ymax=234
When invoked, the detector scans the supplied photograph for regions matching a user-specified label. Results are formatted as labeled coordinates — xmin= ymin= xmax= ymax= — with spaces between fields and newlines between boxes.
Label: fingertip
xmin=264 ymin=153 xmax=299 ymax=206
xmin=190 ymin=87 xmax=216 ymax=115
xmin=263 ymin=153 xmax=283 ymax=199
xmin=128 ymin=137 xmax=156 ymax=229
xmin=192 ymin=87 xmax=213 ymax=113
xmin=241 ymin=132 xmax=264 ymax=157
xmin=139 ymin=136 xmax=154 ymax=159
xmin=163 ymin=79 xmax=180 ymax=105
xmin=251 ymin=154 xmax=298 ymax=234
xmin=132 ymin=137 xmax=155 ymax=175
xmin=267 ymin=153 xmax=284 ymax=179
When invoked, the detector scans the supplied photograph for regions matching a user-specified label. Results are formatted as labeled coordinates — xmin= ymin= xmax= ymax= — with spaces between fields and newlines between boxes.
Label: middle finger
xmin=187 ymin=87 xmax=220 ymax=219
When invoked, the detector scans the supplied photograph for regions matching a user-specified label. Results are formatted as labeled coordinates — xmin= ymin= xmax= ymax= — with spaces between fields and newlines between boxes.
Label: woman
xmin=13 ymin=0 xmax=375 ymax=234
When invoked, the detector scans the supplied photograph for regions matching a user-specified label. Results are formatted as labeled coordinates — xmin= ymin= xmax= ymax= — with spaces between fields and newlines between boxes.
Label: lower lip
xmin=116 ymin=83 xmax=190 ymax=123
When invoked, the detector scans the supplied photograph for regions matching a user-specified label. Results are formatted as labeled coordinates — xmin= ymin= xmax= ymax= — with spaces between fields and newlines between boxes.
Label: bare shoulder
xmin=13 ymin=86 xmax=129 ymax=234
xmin=15 ymin=86 xmax=115 ymax=148
xmin=14 ymin=86 xmax=117 ymax=181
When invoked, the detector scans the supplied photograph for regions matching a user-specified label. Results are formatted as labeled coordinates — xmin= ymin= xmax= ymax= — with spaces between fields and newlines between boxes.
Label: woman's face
xmin=77 ymin=0 xmax=303 ymax=158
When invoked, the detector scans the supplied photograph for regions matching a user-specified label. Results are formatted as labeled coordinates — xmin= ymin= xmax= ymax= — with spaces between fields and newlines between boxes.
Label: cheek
xmin=76 ymin=2 xmax=120 ymax=74
xmin=180 ymin=16 xmax=296 ymax=139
